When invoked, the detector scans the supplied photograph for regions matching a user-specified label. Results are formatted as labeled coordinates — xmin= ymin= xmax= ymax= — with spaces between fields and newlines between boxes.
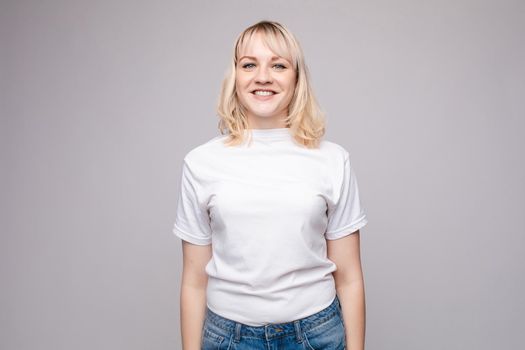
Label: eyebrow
xmin=239 ymin=55 xmax=288 ymax=62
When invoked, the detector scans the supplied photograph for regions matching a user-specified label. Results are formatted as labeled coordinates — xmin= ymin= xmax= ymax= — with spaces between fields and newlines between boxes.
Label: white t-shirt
xmin=172 ymin=127 xmax=368 ymax=326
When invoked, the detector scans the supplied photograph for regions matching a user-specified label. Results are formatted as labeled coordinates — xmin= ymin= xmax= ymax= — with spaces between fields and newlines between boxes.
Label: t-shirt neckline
xmin=244 ymin=127 xmax=292 ymax=141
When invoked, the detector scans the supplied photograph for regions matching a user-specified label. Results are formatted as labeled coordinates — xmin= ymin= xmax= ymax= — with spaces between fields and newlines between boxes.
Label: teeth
xmin=254 ymin=91 xmax=274 ymax=96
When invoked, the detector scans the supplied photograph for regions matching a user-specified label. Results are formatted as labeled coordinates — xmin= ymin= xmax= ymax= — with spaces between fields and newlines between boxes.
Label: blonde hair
xmin=216 ymin=20 xmax=326 ymax=148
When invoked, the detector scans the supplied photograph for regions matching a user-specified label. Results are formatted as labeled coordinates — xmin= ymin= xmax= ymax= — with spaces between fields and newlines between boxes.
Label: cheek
xmin=235 ymin=90 xmax=245 ymax=104
xmin=283 ymin=74 xmax=296 ymax=90
xmin=235 ymin=72 xmax=249 ymax=86
xmin=234 ymin=80 xmax=245 ymax=98
xmin=285 ymin=82 xmax=296 ymax=97
xmin=235 ymin=88 xmax=249 ymax=107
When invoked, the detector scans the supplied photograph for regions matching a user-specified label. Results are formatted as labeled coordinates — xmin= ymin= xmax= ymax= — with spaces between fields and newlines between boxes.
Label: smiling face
xmin=235 ymin=31 xmax=297 ymax=128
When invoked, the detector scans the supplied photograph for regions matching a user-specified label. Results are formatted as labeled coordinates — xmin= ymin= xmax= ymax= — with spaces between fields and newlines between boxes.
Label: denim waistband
xmin=204 ymin=294 xmax=341 ymax=341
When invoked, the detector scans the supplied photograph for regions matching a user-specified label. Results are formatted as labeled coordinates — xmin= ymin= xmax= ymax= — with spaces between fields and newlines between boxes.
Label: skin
xmin=180 ymin=241 xmax=211 ymax=350
xmin=235 ymin=31 xmax=296 ymax=129
xmin=180 ymin=31 xmax=366 ymax=350
xmin=328 ymin=231 xmax=366 ymax=350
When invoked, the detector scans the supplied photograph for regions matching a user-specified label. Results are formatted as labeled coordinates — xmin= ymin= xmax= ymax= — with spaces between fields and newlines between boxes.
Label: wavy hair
xmin=216 ymin=20 xmax=326 ymax=148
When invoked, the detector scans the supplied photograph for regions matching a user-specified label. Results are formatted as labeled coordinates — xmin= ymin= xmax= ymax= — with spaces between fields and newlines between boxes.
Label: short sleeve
xmin=172 ymin=158 xmax=212 ymax=245
xmin=325 ymin=153 xmax=368 ymax=240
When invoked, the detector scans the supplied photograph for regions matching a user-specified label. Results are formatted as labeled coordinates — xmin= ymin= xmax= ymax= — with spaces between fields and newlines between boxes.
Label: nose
xmin=255 ymin=65 xmax=273 ymax=84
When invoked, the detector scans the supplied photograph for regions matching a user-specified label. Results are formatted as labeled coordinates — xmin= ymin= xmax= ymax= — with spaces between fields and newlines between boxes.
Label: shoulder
xmin=182 ymin=133 xmax=228 ymax=166
xmin=318 ymin=139 xmax=350 ymax=163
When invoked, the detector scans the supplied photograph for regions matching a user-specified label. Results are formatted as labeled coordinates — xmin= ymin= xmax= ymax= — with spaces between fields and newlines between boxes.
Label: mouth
xmin=251 ymin=89 xmax=278 ymax=96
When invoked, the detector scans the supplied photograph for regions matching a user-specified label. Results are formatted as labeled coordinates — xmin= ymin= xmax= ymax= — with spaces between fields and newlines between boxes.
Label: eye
xmin=242 ymin=63 xmax=255 ymax=69
xmin=274 ymin=64 xmax=287 ymax=70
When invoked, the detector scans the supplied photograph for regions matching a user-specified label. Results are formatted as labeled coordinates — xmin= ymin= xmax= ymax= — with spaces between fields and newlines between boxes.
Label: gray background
xmin=2 ymin=0 xmax=524 ymax=349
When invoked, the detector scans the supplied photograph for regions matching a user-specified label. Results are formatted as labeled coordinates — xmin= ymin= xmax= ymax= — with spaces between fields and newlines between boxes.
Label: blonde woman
xmin=173 ymin=20 xmax=368 ymax=350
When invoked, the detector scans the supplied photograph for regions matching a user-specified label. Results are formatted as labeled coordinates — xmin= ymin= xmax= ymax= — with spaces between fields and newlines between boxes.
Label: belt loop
xmin=294 ymin=320 xmax=303 ymax=342
xmin=234 ymin=322 xmax=242 ymax=342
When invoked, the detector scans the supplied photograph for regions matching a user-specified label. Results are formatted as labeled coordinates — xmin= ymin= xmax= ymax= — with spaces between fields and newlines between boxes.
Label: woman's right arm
xmin=180 ymin=240 xmax=212 ymax=350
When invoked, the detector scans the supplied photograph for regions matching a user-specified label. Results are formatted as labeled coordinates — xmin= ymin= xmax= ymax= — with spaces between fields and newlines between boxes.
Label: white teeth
xmin=254 ymin=90 xmax=274 ymax=96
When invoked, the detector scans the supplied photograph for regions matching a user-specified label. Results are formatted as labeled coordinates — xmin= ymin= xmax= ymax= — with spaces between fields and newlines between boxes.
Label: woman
xmin=173 ymin=20 xmax=368 ymax=350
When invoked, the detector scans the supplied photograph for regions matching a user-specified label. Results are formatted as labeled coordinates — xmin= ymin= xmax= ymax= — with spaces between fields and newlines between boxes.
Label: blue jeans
xmin=201 ymin=294 xmax=347 ymax=349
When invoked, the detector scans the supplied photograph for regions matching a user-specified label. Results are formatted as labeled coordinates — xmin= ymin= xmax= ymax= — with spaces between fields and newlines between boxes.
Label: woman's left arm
xmin=327 ymin=230 xmax=366 ymax=350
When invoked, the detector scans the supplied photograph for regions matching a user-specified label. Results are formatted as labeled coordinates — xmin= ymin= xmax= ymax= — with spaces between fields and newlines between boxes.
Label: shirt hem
xmin=172 ymin=223 xmax=211 ymax=245
xmin=324 ymin=215 xmax=368 ymax=240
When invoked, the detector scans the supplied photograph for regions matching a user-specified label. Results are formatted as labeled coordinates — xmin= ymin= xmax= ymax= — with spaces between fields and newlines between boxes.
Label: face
xmin=235 ymin=32 xmax=297 ymax=128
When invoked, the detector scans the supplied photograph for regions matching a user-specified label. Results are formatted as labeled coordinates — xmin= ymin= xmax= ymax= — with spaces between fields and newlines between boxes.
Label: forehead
xmin=237 ymin=31 xmax=292 ymax=62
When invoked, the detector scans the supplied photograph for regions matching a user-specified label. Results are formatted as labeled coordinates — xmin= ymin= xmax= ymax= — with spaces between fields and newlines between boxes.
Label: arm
xmin=180 ymin=240 xmax=212 ymax=350
xmin=327 ymin=230 xmax=366 ymax=350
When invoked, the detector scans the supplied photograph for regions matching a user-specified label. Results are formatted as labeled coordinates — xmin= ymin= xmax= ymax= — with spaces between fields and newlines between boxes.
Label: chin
xmin=250 ymin=111 xmax=280 ymax=118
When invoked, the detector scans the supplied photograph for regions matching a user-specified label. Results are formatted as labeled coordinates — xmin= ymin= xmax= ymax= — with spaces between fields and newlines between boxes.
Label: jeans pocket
xmin=303 ymin=313 xmax=346 ymax=350
xmin=201 ymin=326 xmax=225 ymax=350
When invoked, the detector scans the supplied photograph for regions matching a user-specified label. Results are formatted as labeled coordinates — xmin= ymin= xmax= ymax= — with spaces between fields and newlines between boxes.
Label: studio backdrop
xmin=2 ymin=0 xmax=524 ymax=349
